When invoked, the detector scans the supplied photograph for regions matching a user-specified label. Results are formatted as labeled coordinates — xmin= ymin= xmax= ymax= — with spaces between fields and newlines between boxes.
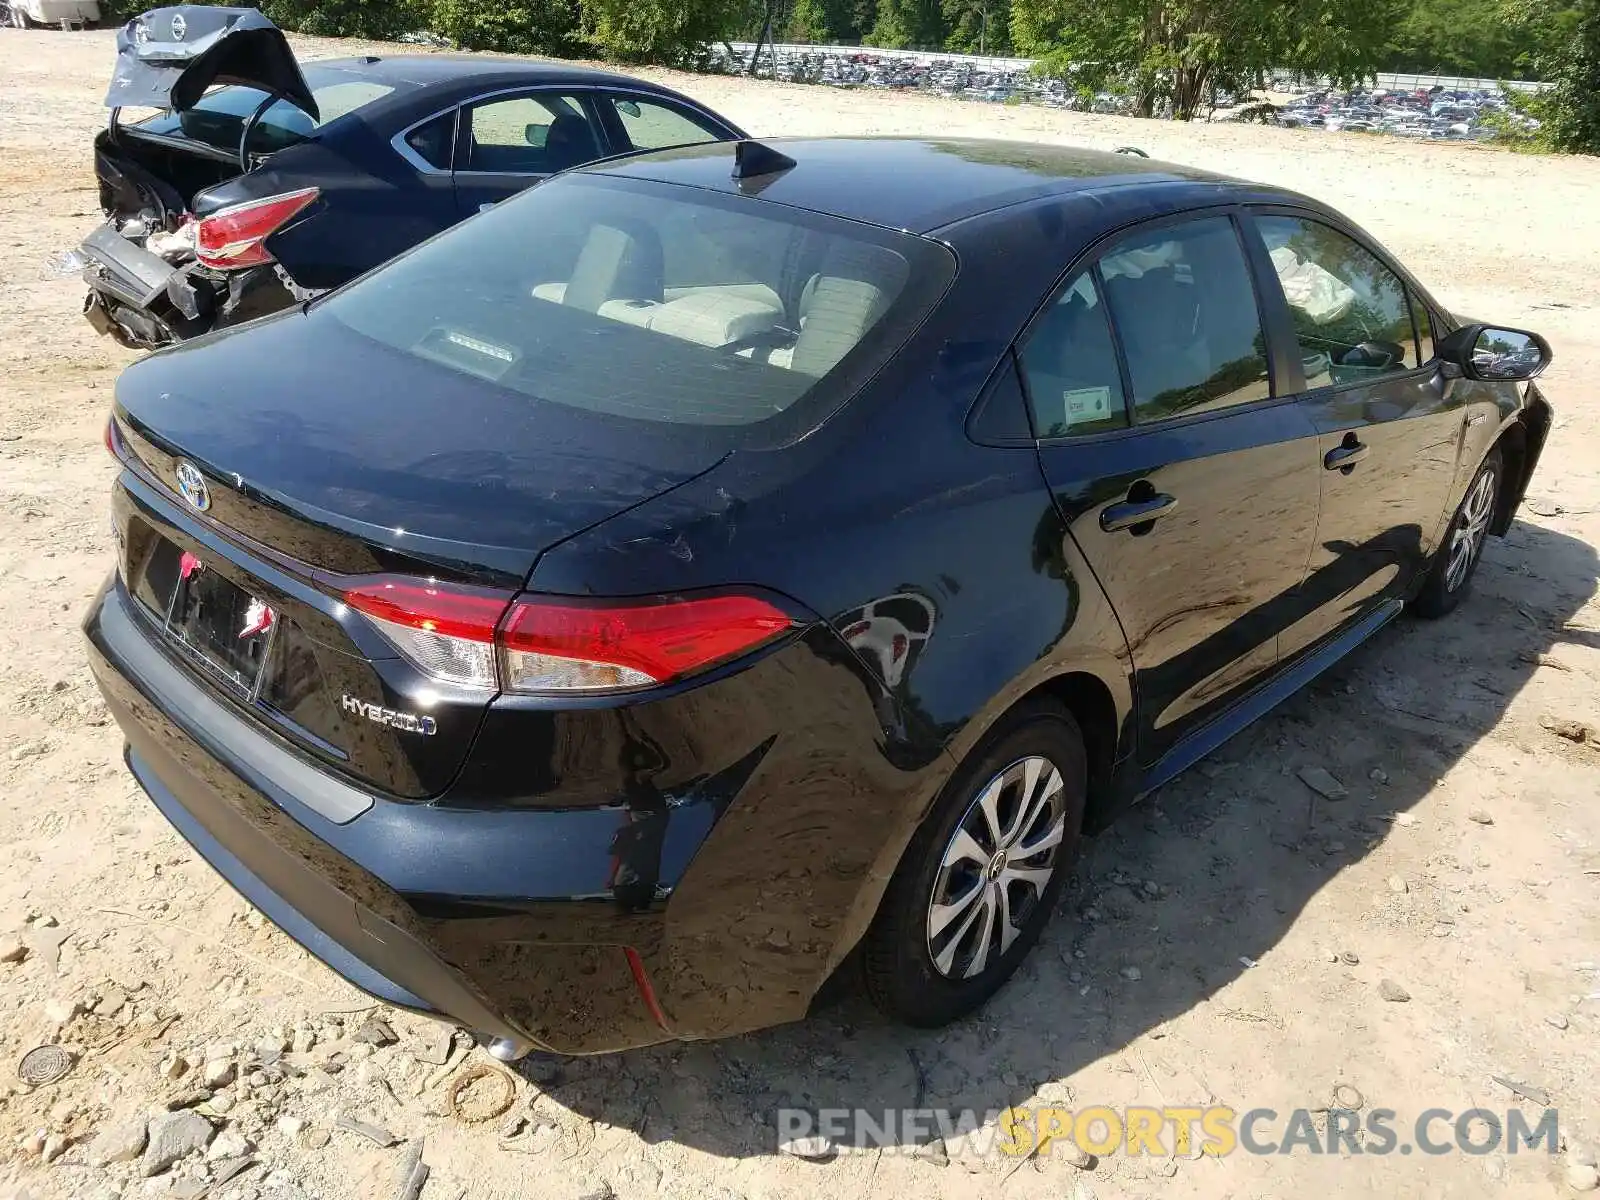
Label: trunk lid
xmin=107 ymin=6 xmax=317 ymax=119
xmin=114 ymin=308 xmax=730 ymax=582
xmin=111 ymin=309 xmax=730 ymax=798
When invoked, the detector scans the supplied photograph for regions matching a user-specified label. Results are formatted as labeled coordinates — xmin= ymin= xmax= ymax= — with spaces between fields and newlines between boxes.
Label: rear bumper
xmin=79 ymin=221 xmax=292 ymax=349
xmin=86 ymin=574 xmax=681 ymax=1053
xmin=85 ymin=571 xmax=939 ymax=1052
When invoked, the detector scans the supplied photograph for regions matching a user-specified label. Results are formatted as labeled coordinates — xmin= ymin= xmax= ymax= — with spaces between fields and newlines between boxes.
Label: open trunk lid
xmin=107 ymin=6 xmax=318 ymax=119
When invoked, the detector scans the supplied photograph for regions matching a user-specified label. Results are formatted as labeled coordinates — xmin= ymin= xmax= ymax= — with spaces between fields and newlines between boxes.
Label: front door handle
xmin=1324 ymin=440 xmax=1369 ymax=472
xmin=1100 ymin=492 xmax=1178 ymax=533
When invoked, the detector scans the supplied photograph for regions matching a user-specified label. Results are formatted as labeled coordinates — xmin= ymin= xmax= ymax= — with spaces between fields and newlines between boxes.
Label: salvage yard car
xmin=84 ymin=137 xmax=1552 ymax=1055
xmin=79 ymin=5 xmax=744 ymax=348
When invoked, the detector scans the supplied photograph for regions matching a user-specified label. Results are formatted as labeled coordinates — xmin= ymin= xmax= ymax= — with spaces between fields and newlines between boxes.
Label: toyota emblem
xmin=174 ymin=460 xmax=210 ymax=512
xmin=170 ymin=12 xmax=186 ymax=40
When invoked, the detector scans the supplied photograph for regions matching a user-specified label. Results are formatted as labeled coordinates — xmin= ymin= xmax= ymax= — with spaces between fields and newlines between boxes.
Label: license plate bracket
xmin=152 ymin=544 xmax=277 ymax=699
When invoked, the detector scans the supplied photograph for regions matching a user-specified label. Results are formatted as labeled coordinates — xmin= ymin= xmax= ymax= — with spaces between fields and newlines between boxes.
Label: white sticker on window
xmin=1063 ymin=386 xmax=1114 ymax=427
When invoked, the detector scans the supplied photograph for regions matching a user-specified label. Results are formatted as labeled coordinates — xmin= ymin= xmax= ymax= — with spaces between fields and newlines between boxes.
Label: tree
xmin=428 ymin=0 xmax=582 ymax=54
xmin=787 ymin=0 xmax=835 ymax=39
xmin=260 ymin=0 xmax=427 ymax=39
xmin=1507 ymin=0 xmax=1600 ymax=153
xmin=1012 ymin=0 xmax=1404 ymax=120
xmin=583 ymin=0 xmax=750 ymax=64
xmin=869 ymin=0 xmax=944 ymax=47
xmin=943 ymin=0 xmax=1011 ymax=53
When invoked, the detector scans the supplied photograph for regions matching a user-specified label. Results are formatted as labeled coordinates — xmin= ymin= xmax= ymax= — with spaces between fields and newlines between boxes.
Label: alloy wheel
xmin=1445 ymin=467 xmax=1497 ymax=593
xmin=926 ymin=755 xmax=1067 ymax=979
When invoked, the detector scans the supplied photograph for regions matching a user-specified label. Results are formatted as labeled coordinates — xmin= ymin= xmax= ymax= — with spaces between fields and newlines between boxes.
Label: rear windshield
xmin=322 ymin=173 xmax=955 ymax=429
xmin=132 ymin=66 xmax=392 ymax=155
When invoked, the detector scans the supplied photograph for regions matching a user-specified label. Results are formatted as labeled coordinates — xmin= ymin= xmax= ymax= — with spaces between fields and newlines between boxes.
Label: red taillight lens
xmin=105 ymin=415 xmax=119 ymax=460
xmin=194 ymin=187 xmax=319 ymax=270
xmin=341 ymin=576 xmax=797 ymax=694
xmin=498 ymin=594 xmax=798 ymax=693
xmin=342 ymin=577 xmax=513 ymax=690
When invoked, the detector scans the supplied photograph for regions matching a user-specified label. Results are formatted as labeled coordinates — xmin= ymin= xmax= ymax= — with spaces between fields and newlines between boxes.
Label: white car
xmin=6 ymin=0 xmax=99 ymax=26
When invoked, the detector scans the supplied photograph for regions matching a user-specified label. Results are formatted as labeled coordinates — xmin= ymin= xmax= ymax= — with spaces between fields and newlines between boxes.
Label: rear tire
xmin=1413 ymin=447 xmax=1502 ymax=618
xmin=863 ymin=702 xmax=1087 ymax=1027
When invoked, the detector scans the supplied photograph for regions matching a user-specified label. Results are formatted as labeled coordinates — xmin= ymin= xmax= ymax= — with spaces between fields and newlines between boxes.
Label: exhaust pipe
xmin=484 ymin=1035 xmax=533 ymax=1063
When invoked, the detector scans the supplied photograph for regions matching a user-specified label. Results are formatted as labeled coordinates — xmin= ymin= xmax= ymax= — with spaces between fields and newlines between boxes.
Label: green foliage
xmin=582 ymin=0 xmax=753 ymax=64
xmin=1384 ymin=0 xmax=1532 ymax=79
xmin=1013 ymin=0 xmax=1404 ymax=119
xmin=261 ymin=0 xmax=427 ymax=39
xmin=1530 ymin=0 xmax=1600 ymax=152
xmin=942 ymin=0 xmax=1011 ymax=53
xmin=786 ymin=0 xmax=835 ymax=39
xmin=868 ymin=0 xmax=943 ymax=47
xmin=428 ymin=0 xmax=582 ymax=53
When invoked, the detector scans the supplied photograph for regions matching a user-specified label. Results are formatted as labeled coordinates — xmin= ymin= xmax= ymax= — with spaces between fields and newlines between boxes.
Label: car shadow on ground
xmin=517 ymin=520 xmax=1599 ymax=1159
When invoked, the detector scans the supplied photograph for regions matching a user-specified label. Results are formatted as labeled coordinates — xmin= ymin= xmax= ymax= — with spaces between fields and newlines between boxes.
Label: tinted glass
xmin=135 ymin=72 xmax=393 ymax=155
xmin=1257 ymin=215 xmax=1420 ymax=388
xmin=323 ymin=175 xmax=955 ymax=428
xmin=462 ymin=93 xmax=602 ymax=174
xmin=1018 ymin=270 xmax=1129 ymax=436
xmin=405 ymin=111 xmax=454 ymax=170
xmin=1099 ymin=217 xmax=1271 ymax=421
xmin=608 ymin=96 xmax=723 ymax=152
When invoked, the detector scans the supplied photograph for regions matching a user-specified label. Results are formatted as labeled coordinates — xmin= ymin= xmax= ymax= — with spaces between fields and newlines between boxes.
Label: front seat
xmin=562 ymin=220 xmax=665 ymax=313
xmin=541 ymin=112 xmax=602 ymax=174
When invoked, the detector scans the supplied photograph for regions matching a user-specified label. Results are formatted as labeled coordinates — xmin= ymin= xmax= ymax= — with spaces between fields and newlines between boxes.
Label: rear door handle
xmin=1324 ymin=442 xmax=1369 ymax=472
xmin=1100 ymin=493 xmax=1178 ymax=533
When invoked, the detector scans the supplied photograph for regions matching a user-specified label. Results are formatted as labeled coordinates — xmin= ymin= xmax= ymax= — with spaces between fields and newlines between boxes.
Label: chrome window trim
xmin=390 ymin=104 xmax=459 ymax=175
xmin=389 ymin=83 xmax=741 ymax=179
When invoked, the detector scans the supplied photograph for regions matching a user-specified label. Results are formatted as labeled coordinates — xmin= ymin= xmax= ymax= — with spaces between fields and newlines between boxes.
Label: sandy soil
xmin=3 ymin=26 xmax=1600 ymax=1200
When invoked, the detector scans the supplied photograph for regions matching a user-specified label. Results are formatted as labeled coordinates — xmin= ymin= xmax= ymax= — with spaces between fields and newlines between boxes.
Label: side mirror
xmin=1438 ymin=322 xmax=1552 ymax=382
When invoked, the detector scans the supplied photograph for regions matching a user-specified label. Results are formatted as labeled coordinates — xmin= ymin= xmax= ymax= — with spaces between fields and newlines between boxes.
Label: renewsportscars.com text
xmin=775 ymin=1105 xmax=1560 ymax=1158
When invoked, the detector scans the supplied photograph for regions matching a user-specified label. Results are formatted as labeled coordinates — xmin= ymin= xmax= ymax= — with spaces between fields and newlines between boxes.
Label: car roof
xmin=582 ymin=137 xmax=1282 ymax=233
xmin=301 ymin=54 xmax=669 ymax=94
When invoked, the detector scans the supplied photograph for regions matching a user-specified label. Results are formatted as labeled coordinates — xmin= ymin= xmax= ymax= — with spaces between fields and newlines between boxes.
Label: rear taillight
xmin=340 ymin=577 xmax=797 ymax=694
xmin=194 ymin=187 xmax=319 ymax=270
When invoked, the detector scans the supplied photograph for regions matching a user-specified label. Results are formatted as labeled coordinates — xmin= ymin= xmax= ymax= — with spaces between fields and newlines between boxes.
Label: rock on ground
xmin=141 ymin=1110 xmax=214 ymax=1176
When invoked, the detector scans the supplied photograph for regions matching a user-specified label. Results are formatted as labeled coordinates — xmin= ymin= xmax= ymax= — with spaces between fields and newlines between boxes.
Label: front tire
xmin=863 ymin=702 xmax=1087 ymax=1027
xmin=1413 ymin=447 xmax=1502 ymax=618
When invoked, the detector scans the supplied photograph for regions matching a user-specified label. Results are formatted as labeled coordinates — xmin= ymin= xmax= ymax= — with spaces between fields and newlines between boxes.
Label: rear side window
xmin=1256 ymin=215 xmax=1420 ymax=386
xmin=1100 ymin=217 xmax=1271 ymax=422
xmin=323 ymin=174 xmax=955 ymax=429
xmin=1018 ymin=270 xmax=1129 ymax=436
xmin=461 ymin=93 xmax=603 ymax=174
xmin=606 ymin=96 xmax=724 ymax=152
xmin=404 ymin=112 xmax=455 ymax=170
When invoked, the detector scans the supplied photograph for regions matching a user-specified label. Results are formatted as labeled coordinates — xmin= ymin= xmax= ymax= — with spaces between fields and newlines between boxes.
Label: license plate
xmin=152 ymin=545 xmax=277 ymax=698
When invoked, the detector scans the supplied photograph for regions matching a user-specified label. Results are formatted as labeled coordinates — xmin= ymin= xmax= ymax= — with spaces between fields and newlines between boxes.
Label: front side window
xmin=1099 ymin=217 xmax=1272 ymax=421
xmin=606 ymin=96 xmax=724 ymax=152
xmin=323 ymin=174 xmax=954 ymax=429
xmin=461 ymin=92 xmax=603 ymax=174
xmin=1257 ymin=215 xmax=1420 ymax=387
xmin=1018 ymin=270 xmax=1129 ymax=437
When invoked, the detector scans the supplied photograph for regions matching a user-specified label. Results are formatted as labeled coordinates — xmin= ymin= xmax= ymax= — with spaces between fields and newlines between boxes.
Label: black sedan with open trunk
xmin=85 ymin=136 xmax=1552 ymax=1055
xmin=79 ymin=5 xmax=743 ymax=348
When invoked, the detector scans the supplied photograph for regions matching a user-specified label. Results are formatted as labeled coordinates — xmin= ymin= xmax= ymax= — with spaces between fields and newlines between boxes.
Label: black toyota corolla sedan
xmin=79 ymin=6 xmax=744 ymax=348
xmin=84 ymin=137 xmax=1553 ymax=1056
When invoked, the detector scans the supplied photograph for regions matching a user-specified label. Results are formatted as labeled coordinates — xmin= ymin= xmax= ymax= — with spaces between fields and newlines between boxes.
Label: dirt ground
xmin=3 ymin=26 xmax=1600 ymax=1200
